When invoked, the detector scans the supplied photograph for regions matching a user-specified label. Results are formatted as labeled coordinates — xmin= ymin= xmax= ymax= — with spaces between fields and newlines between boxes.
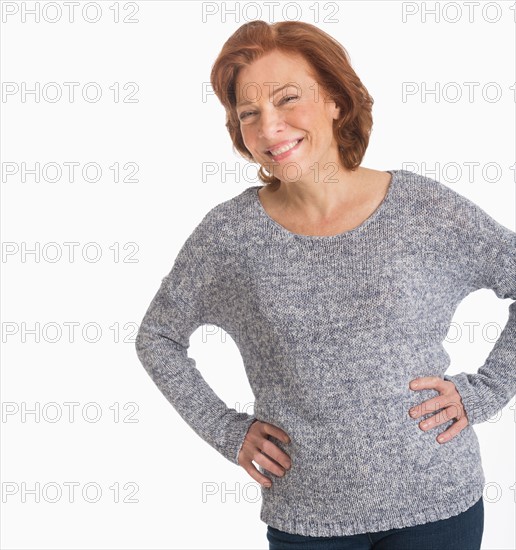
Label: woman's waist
xmin=256 ymin=410 xmax=482 ymax=480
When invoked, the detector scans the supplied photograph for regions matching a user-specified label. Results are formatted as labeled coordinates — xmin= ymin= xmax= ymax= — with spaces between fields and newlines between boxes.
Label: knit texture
xmin=135 ymin=169 xmax=515 ymax=537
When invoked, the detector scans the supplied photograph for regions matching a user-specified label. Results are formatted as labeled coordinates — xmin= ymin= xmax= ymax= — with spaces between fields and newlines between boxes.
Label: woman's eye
xmin=239 ymin=111 xmax=254 ymax=120
xmin=238 ymin=96 xmax=297 ymax=121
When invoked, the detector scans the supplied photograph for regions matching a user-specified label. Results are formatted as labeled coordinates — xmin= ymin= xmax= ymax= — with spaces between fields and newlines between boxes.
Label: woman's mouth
xmin=266 ymin=138 xmax=304 ymax=161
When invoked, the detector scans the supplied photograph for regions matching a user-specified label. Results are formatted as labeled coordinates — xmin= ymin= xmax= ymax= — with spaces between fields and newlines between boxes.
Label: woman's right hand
xmin=237 ymin=420 xmax=292 ymax=488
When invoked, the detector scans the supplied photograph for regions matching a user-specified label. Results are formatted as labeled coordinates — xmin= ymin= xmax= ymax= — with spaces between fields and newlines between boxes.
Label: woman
xmin=135 ymin=20 xmax=515 ymax=549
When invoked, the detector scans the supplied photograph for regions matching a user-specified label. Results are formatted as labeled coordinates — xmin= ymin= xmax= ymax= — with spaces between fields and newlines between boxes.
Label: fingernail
xmin=264 ymin=482 xmax=271 ymax=488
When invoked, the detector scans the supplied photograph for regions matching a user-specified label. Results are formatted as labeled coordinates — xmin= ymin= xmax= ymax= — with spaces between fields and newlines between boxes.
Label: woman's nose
xmin=258 ymin=107 xmax=286 ymax=139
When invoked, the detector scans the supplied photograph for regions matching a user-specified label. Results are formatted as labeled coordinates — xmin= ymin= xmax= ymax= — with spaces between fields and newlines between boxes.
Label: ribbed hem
xmin=260 ymin=482 xmax=484 ymax=537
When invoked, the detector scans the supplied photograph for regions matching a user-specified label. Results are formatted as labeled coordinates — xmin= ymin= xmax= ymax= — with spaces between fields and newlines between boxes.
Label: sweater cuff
xmin=228 ymin=415 xmax=258 ymax=466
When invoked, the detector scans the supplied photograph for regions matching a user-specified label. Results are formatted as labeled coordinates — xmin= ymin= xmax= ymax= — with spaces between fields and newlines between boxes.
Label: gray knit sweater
xmin=135 ymin=169 xmax=515 ymax=537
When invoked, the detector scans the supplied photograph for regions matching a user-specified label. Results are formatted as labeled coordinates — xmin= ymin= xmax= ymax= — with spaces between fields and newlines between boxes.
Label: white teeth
xmin=269 ymin=139 xmax=300 ymax=156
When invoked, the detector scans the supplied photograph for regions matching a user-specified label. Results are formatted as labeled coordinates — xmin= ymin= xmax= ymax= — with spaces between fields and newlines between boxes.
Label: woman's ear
xmin=332 ymin=101 xmax=341 ymax=121
xmin=330 ymin=101 xmax=340 ymax=120
xmin=325 ymin=94 xmax=340 ymax=121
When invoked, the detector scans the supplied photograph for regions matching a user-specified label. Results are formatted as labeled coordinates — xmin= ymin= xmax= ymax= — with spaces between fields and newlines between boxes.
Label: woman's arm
xmin=135 ymin=213 xmax=257 ymax=465
xmin=443 ymin=197 xmax=516 ymax=425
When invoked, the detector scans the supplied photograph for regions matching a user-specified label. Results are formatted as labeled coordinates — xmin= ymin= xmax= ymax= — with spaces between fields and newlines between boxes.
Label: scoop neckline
xmin=250 ymin=169 xmax=399 ymax=240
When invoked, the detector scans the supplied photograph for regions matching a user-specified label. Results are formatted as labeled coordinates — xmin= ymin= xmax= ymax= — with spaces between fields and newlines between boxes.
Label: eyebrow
xmin=236 ymin=82 xmax=300 ymax=108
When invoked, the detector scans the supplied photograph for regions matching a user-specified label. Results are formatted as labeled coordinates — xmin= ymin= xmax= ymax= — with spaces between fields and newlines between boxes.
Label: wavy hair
xmin=210 ymin=20 xmax=374 ymax=186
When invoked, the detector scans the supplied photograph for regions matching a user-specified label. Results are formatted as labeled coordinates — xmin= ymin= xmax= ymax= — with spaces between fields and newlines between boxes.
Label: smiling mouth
xmin=267 ymin=138 xmax=304 ymax=157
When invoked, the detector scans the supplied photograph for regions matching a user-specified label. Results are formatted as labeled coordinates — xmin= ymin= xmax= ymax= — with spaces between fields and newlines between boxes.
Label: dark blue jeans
xmin=267 ymin=496 xmax=484 ymax=549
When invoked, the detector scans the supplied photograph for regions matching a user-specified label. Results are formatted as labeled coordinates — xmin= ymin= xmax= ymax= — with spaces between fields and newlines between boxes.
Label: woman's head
xmin=210 ymin=20 xmax=374 ymax=187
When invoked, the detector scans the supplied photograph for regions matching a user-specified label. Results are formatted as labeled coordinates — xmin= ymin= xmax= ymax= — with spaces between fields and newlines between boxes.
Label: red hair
xmin=210 ymin=20 xmax=374 ymax=186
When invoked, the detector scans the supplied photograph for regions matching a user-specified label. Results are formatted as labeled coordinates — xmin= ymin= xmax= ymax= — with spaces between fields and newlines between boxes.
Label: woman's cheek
xmin=285 ymin=106 xmax=312 ymax=129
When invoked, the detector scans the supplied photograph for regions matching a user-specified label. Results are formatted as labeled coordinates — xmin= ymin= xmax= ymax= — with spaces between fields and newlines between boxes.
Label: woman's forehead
xmin=235 ymin=52 xmax=316 ymax=99
xmin=237 ymin=50 xmax=310 ymax=80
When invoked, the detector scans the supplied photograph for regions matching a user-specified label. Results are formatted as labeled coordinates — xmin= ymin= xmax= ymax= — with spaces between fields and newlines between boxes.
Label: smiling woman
xmin=211 ymin=20 xmax=373 ymax=183
xmin=135 ymin=19 xmax=515 ymax=550
xmin=210 ymin=21 xmax=392 ymax=237
xmin=234 ymin=50 xmax=341 ymax=174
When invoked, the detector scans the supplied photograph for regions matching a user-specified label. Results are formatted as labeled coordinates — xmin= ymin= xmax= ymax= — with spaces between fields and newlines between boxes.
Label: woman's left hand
xmin=408 ymin=376 xmax=469 ymax=444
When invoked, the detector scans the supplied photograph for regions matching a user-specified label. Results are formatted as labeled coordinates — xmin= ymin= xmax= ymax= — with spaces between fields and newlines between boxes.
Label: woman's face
xmin=235 ymin=49 xmax=341 ymax=184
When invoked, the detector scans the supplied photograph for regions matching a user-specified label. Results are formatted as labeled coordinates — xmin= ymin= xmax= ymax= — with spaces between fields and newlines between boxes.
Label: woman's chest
xmin=240 ymin=241 xmax=462 ymax=337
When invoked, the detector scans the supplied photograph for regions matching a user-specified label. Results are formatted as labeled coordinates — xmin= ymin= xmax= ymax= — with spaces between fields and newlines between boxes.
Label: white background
xmin=1 ymin=1 xmax=515 ymax=549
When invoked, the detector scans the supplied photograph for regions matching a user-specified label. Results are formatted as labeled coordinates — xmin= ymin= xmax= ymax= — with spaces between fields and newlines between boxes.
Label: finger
xmin=409 ymin=396 xmax=449 ymax=419
xmin=435 ymin=416 xmax=469 ymax=444
xmin=441 ymin=397 xmax=467 ymax=421
xmin=241 ymin=461 xmax=273 ymax=488
xmin=418 ymin=404 xmax=465 ymax=432
xmin=239 ymin=436 xmax=289 ymax=478
xmin=262 ymin=422 xmax=291 ymax=444
xmin=253 ymin=447 xmax=290 ymax=477
xmin=261 ymin=439 xmax=292 ymax=471
xmin=410 ymin=375 xmax=445 ymax=391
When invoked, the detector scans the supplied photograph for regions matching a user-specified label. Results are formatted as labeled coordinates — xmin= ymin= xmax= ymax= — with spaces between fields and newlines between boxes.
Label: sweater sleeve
xmin=443 ymin=198 xmax=516 ymax=425
xmin=134 ymin=214 xmax=257 ymax=465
